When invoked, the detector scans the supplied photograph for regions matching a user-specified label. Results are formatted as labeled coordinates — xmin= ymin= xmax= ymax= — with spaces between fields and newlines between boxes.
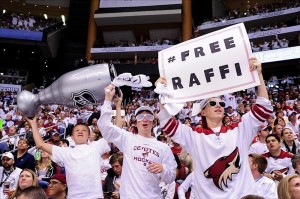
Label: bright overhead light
xmin=44 ymin=14 xmax=48 ymax=19
xmin=61 ymin=15 xmax=66 ymax=26
xmin=3 ymin=10 xmax=6 ymax=14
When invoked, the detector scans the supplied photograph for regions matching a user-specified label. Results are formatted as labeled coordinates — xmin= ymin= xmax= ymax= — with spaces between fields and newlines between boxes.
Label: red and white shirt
xmin=158 ymin=97 xmax=273 ymax=199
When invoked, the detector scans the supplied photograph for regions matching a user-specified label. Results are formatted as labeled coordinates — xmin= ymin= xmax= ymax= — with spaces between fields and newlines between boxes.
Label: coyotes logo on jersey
xmin=204 ymin=147 xmax=241 ymax=190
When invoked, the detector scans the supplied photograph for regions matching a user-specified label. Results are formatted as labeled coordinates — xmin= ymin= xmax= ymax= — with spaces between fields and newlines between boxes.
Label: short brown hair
xmin=109 ymin=153 xmax=123 ymax=166
xmin=249 ymin=153 xmax=268 ymax=174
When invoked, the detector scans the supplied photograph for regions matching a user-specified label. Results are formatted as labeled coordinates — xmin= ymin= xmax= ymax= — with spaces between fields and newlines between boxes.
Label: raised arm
xmin=113 ymin=89 xmax=123 ymax=128
xmin=26 ymin=116 xmax=53 ymax=155
xmin=249 ymin=57 xmax=268 ymax=100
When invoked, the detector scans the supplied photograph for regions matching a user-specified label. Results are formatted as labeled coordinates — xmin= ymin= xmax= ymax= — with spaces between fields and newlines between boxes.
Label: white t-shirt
xmin=100 ymin=157 xmax=111 ymax=181
xmin=0 ymin=167 xmax=22 ymax=198
xmin=52 ymin=139 xmax=110 ymax=199
xmin=99 ymin=102 xmax=177 ymax=199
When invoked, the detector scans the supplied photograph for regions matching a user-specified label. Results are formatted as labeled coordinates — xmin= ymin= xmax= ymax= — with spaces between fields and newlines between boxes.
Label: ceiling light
xmin=3 ymin=10 xmax=6 ymax=14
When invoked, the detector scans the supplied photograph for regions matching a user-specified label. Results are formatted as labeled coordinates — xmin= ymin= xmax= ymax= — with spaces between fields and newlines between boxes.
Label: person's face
xmin=111 ymin=161 xmax=122 ymax=176
xmin=71 ymin=124 xmax=89 ymax=145
xmin=48 ymin=179 xmax=66 ymax=197
xmin=202 ymin=98 xmax=225 ymax=120
xmin=18 ymin=140 xmax=28 ymax=150
xmin=248 ymin=157 xmax=256 ymax=172
xmin=282 ymin=129 xmax=294 ymax=141
xmin=259 ymin=129 xmax=270 ymax=138
xmin=267 ymin=116 xmax=274 ymax=125
xmin=52 ymin=134 xmax=60 ymax=141
xmin=89 ymin=132 xmax=97 ymax=142
xmin=278 ymin=118 xmax=285 ymax=126
xmin=275 ymin=125 xmax=283 ymax=134
xmin=289 ymin=176 xmax=300 ymax=199
xmin=9 ymin=127 xmax=17 ymax=136
xmin=136 ymin=111 xmax=154 ymax=137
xmin=290 ymin=113 xmax=297 ymax=121
xmin=1 ymin=157 xmax=14 ymax=169
xmin=24 ymin=125 xmax=30 ymax=132
xmin=41 ymin=150 xmax=49 ymax=158
xmin=92 ymin=118 xmax=98 ymax=126
xmin=18 ymin=171 xmax=34 ymax=190
xmin=266 ymin=136 xmax=281 ymax=152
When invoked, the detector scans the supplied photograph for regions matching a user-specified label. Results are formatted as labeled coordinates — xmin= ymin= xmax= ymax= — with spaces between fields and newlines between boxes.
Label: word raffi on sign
xmin=158 ymin=23 xmax=260 ymax=103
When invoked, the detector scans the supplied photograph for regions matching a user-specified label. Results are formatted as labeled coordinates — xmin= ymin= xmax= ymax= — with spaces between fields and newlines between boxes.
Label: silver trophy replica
xmin=17 ymin=63 xmax=117 ymax=118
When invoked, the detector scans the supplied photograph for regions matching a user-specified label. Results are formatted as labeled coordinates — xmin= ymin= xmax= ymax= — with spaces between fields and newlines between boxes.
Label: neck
xmin=285 ymin=140 xmax=294 ymax=146
xmin=252 ymin=171 xmax=262 ymax=180
xmin=206 ymin=119 xmax=223 ymax=128
xmin=4 ymin=166 xmax=13 ymax=171
xmin=259 ymin=137 xmax=266 ymax=143
xmin=138 ymin=132 xmax=152 ymax=138
xmin=270 ymin=149 xmax=281 ymax=157
xmin=17 ymin=149 xmax=26 ymax=156
xmin=54 ymin=193 xmax=67 ymax=199
xmin=291 ymin=120 xmax=296 ymax=125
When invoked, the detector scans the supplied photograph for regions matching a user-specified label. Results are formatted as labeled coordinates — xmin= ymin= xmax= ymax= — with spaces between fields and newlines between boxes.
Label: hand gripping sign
xmin=158 ymin=23 xmax=260 ymax=103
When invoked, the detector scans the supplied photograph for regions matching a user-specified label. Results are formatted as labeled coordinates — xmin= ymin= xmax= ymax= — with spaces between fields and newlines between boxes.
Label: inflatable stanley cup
xmin=17 ymin=63 xmax=117 ymax=118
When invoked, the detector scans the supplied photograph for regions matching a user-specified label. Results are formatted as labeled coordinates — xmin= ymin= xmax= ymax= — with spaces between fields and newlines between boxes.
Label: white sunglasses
xmin=136 ymin=114 xmax=154 ymax=121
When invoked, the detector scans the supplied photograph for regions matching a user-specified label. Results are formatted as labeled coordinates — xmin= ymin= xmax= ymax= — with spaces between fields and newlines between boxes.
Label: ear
xmin=200 ymin=111 xmax=206 ymax=116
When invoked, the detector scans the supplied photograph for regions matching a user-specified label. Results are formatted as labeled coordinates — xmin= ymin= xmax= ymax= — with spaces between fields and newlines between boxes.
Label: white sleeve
xmin=160 ymin=146 xmax=177 ymax=184
xmin=164 ymin=181 xmax=176 ymax=199
xmin=98 ymin=101 xmax=130 ymax=152
xmin=158 ymin=108 xmax=196 ymax=154
xmin=178 ymin=172 xmax=193 ymax=199
xmin=239 ymin=96 xmax=273 ymax=147
xmin=95 ymin=138 xmax=111 ymax=155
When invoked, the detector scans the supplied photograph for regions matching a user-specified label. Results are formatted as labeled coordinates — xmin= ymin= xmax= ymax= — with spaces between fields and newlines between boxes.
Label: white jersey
xmin=99 ymin=101 xmax=177 ymax=199
xmin=158 ymin=97 xmax=273 ymax=199
xmin=255 ymin=175 xmax=278 ymax=199
xmin=52 ymin=139 xmax=110 ymax=199
xmin=262 ymin=150 xmax=294 ymax=175
xmin=249 ymin=141 xmax=269 ymax=155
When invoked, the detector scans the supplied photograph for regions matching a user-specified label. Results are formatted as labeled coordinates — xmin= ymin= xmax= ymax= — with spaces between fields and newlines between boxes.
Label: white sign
xmin=158 ymin=23 xmax=260 ymax=103
xmin=0 ymin=84 xmax=22 ymax=93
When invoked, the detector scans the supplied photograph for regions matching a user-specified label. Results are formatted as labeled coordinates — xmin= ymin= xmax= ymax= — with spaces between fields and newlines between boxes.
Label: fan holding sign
xmin=155 ymin=23 xmax=273 ymax=198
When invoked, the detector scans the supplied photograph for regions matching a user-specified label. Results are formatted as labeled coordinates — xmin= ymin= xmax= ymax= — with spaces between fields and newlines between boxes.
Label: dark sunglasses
xmin=205 ymin=100 xmax=226 ymax=108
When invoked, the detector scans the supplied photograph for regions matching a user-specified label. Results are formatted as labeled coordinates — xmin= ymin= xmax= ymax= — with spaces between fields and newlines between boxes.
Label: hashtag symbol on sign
xmin=168 ymin=56 xmax=176 ymax=63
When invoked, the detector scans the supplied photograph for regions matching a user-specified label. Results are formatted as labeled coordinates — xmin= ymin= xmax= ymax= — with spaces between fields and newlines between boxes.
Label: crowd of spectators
xmin=251 ymin=36 xmax=290 ymax=52
xmin=200 ymin=0 xmax=300 ymax=25
xmin=91 ymin=57 xmax=158 ymax=65
xmin=0 ymin=12 xmax=64 ymax=33
xmin=0 ymin=73 xmax=299 ymax=197
xmin=93 ymin=38 xmax=180 ymax=48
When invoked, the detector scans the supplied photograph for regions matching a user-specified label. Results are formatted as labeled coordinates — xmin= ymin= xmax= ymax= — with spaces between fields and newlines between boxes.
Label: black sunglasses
xmin=206 ymin=100 xmax=226 ymax=108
